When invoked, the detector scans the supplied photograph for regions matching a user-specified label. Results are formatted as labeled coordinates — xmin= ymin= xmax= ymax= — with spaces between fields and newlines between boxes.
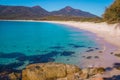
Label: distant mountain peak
xmin=51 ymin=6 xmax=97 ymax=17
xmin=61 ymin=6 xmax=74 ymax=12
xmin=0 ymin=5 xmax=97 ymax=19
xmin=31 ymin=5 xmax=49 ymax=14
xmin=64 ymin=6 xmax=73 ymax=9
xmin=32 ymin=5 xmax=41 ymax=8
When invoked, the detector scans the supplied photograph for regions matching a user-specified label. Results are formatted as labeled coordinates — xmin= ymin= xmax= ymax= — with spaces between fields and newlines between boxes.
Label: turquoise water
xmin=0 ymin=21 xmax=101 ymax=70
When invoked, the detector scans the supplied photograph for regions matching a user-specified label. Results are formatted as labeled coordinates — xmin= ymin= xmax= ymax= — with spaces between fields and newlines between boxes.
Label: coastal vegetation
xmin=39 ymin=16 xmax=102 ymax=23
xmin=103 ymin=0 xmax=120 ymax=23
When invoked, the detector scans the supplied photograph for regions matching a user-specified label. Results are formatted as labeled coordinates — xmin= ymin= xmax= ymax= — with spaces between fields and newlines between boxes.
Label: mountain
xmin=51 ymin=6 xmax=97 ymax=17
xmin=0 ymin=5 xmax=97 ymax=20
xmin=0 ymin=5 xmax=49 ymax=19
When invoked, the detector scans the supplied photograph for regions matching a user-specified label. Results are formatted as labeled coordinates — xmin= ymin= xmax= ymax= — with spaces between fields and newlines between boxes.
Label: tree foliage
xmin=38 ymin=16 xmax=102 ymax=23
xmin=103 ymin=0 xmax=120 ymax=23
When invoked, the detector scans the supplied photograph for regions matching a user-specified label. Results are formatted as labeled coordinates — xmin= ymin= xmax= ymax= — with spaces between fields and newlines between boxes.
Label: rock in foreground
xmin=22 ymin=62 xmax=105 ymax=80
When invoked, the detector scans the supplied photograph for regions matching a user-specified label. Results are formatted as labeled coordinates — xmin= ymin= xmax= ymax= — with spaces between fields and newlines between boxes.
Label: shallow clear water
xmin=0 ymin=21 xmax=101 ymax=70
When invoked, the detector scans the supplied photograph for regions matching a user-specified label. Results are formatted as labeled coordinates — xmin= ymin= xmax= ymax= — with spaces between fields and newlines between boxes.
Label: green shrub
xmin=103 ymin=0 xmax=120 ymax=23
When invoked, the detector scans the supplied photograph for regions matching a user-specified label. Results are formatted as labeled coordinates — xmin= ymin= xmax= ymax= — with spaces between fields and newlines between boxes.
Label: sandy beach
xmin=45 ymin=21 xmax=120 ymax=47
xmin=43 ymin=21 xmax=120 ymax=77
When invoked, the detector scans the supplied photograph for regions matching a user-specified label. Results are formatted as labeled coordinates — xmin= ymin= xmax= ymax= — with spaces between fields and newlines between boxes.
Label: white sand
xmin=43 ymin=21 xmax=120 ymax=76
xmin=44 ymin=21 xmax=120 ymax=47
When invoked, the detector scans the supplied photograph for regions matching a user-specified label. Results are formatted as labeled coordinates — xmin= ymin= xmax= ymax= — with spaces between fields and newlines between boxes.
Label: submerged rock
xmin=86 ymin=49 xmax=94 ymax=52
xmin=86 ymin=56 xmax=92 ymax=59
xmin=113 ymin=63 xmax=120 ymax=70
xmin=115 ymin=54 xmax=120 ymax=57
xmin=61 ymin=51 xmax=75 ymax=56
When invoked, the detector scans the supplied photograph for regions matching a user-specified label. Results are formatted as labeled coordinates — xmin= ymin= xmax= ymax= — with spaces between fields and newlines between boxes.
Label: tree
xmin=103 ymin=0 xmax=120 ymax=23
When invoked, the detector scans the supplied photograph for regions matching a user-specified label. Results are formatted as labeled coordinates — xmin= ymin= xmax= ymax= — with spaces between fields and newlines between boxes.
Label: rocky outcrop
xmin=22 ymin=63 xmax=80 ymax=80
xmin=22 ymin=62 xmax=105 ymax=80
xmin=8 ymin=72 xmax=21 ymax=80
xmin=0 ymin=71 xmax=21 ymax=80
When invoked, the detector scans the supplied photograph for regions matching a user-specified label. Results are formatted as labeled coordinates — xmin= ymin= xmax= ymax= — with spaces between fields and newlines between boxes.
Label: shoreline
xmin=43 ymin=21 xmax=120 ymax=68
xmin=1 ymin=20 xmax=120 ymax=77
xmin=1 ymin=19 xmax=120 ymax=48
xmin=1 ymin=20 xmax=120 ymax=65
xmin=44 ymin=21 xmax=120 ymax=47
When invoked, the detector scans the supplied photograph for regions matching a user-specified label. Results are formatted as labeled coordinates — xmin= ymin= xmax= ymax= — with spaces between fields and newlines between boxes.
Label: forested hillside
xmin=103 ymin=0 xmax=120 ymax=23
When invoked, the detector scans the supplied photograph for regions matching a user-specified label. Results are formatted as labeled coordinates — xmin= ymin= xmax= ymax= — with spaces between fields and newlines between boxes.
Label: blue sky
xmin=0 ymin=0 xmax=114 ymax=16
